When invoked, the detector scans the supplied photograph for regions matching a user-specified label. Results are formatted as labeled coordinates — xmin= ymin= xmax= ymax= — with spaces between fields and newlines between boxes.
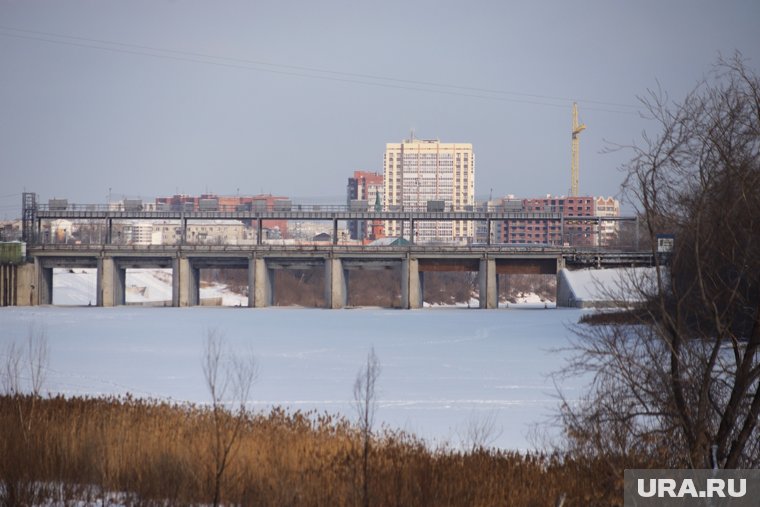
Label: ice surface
xmin=0 ymin=305 xmax=588 ymax=450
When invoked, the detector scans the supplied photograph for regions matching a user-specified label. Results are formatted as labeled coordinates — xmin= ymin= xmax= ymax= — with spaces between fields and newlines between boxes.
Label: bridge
xmin=24 ymin=198 xmax=640 ymax=247
xmin=2 ymin=243 xmax=654 ymax=308
xmin=0 ymin=194 xmax=651 ymax=308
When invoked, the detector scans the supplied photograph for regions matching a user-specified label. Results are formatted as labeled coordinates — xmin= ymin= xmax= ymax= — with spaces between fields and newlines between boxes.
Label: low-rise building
xmin=347 ymin=170 xmax=384 ymax=240
xmin=154 ymin=193 xmax=290 ymax=237
xmin=148 ymin=220 xmax=255 ymax=245
xmin=0 ymin=221 xmax=22 ymax=241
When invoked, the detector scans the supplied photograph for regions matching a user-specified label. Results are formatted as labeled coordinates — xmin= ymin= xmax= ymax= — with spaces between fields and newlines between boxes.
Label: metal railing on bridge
xmin=22 ymin=195 xmax=642 ymax=251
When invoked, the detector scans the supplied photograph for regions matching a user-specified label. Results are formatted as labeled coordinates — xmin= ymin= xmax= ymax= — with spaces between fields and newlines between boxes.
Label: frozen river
xmin=0 ymin=306 xmax=587 ymax=450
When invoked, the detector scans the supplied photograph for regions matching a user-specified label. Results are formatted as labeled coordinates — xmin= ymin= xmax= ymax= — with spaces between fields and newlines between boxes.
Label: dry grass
xmin=0 ymin=394 xmax=648 ymax=506
xmin=577 ymin=308 xmax=653 ymax=325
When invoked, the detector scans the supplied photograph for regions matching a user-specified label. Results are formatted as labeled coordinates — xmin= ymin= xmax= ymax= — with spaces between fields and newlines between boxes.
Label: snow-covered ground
xmin=423 ymin=294 xmax=555 ymax=310
xmin=559 ymin=267 xmax=657 ymax=307
xmin=0 ymin=306 xmax=587 ymax=450
xmin=53 ymin=268 xmax=247 ymax=306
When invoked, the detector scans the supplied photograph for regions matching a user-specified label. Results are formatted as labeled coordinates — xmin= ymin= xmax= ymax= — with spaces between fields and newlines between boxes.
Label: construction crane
xmin=570 ymin=102 xmax=586 ymax=197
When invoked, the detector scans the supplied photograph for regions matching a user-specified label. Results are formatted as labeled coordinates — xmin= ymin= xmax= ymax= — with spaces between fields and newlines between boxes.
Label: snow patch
xmin=558 ymin=267 xmax=657 ymax=308
xmin=52 ymin=268 xmax=247 ymax=306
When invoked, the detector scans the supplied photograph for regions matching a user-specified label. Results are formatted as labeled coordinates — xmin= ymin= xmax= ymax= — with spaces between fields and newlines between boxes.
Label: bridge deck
xmin=26 ymin=244 xmax=654 ymax=267
xmin=34 ymin=208 xmax=637 ymax=222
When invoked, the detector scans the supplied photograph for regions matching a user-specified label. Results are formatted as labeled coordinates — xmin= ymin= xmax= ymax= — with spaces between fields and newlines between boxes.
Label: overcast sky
xmin=1 ymin=0 xmax=758 ymax=217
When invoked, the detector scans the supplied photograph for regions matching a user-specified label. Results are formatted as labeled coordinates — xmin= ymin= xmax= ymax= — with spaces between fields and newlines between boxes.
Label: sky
xmin=1 ymin=0 xmax=758 ymax=218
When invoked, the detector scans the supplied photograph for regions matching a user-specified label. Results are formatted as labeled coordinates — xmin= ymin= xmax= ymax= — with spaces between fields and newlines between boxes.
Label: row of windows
xmin=387 ymin=154 xmax=463 ymax=160
xmin=403 ymin=172 xmax=455 ymax=178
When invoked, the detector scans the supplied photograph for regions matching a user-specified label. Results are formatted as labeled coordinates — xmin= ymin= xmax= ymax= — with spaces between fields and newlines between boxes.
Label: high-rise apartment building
xmin=346 ymin=171 xmax=384 ymax=240
xmin=383 ymin=137 xmax=474 ymax=243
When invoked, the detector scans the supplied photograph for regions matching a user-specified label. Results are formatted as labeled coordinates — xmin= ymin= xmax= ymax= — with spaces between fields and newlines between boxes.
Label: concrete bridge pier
xmin=113 ymin=262 xmax=126 ymax=306
xmin=176 ymin=257 xmax=199 ymax=307
xmin=36 ymin=257 xmax=53 ymax=305
xmin=0 ymin=265 xmax=17 ymax=306
xmin=96 ymin=257 xmax=110 ymax=306
xmin=401 ymin=257 xmax=423 ymax=309
xmin=171 ymin=258 xmax=180 ymax=307
xmin=325 ymin=257 xmax=347 ymax=309
xmin=247 ymin=257 xmax=255 ymax=308
xmin=0 ymin=262 xmax=36 ymax=306
xmin=96 ymin=257 xmax=124 ymax=307
xmin=479 ymin=258 xmax=498 ymax=309
xmin=253 ymin=257 xmax=273 ymax=307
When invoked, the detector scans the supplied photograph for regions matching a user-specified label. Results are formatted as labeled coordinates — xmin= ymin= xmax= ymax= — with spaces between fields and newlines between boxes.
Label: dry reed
xmin=0 ymin=394 xmax=648 ymax=506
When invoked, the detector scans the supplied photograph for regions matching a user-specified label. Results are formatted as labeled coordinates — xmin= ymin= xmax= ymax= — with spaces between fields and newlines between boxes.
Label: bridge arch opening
xmin=495 ymin=259 xmax=558 ymax=308
xmin=198 ymin=268 xmax=249 ymax=306
xmin=417 ymin=259 xmax=480 ymax=308
xmin=344 ymin=262 xmax=402 ymax=308
xmin=184 ymin=258 xmax=251 ymax=307
xmin=271 ymin=268 xmax=326 ymax=307
xmin=498 ymin=274 xmax=556 ymax=307
xmin=52 ymin=267 xmax=97 ymax=306
xmin=123 ymin=268 xmax=174 ymax=306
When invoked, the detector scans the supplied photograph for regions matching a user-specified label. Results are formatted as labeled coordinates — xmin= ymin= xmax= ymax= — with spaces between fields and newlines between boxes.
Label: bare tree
xmin=456 ymin=410 xmax=503 ymax=451
xmin=1 ymin=341 xmax=22 ymax=395
xmin=353 ymin=347 xmax=381 ymax=507
xmin=202 ymin=329 xmax=258 ymax=507
xmin=559 ymin=54 xmax=760 ymax=469
xmin=27 ymin=324 xmax=49 ymax=397
xmin=1 ymin=325 xmax=48 ymax=398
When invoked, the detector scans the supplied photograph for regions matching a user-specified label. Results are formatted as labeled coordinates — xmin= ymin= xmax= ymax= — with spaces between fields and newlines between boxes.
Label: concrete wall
xmin=15 ymin=263 xmax=37 ymax=306
xmin=558 ymin=266 xmax=653 ymax=309
xmin=3 ymin=262 xmax=44 ymax=306
xmin=0 ymin=264 xmax=16 ymax=306
xmin=247 ymin=257 xmax=255 ymax=308
xmin=325 ymin=257 xmax=347 ymax=309
xmin=478 ymin=258 xmax=497 ymax=309
xmin=36 ymin=258 xmax=53 ymax=305
xmin=0 ymin=264 xmax=33 ymax=306
xmin=556 ymin=269 xmax=577 ymax=308
xmin=0 ymin=262 xmax=53 ymax=306
xmin=253 ymin=257 xmax=272 ymax=307
xmin=177 ymin=257 xmax=199 ymax=307
xmin=401 ymin=257 xmax=423 ymax=309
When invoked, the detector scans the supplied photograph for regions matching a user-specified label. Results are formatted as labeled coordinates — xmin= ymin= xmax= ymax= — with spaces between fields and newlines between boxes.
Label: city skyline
xmin=1 ymin=1 xmax=759 ymax=219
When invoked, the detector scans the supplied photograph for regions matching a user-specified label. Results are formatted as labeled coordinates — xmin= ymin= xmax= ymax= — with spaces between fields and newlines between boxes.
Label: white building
xmin=51 ymin=219 xmax=73 ymax=243
xmin=383 ymin=136 xmax=475 ymax=243
xmin=130 ymin=222 xmax=153 ymax=245
xmin=595 ymin=196 xmax=621 ymax=246
xmin=149 ymin=220 xmax=255 ymax=245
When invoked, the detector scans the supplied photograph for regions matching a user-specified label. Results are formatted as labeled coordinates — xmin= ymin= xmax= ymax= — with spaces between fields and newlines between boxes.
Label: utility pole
xmin=570 ymin=102 xmax=586 ymax=197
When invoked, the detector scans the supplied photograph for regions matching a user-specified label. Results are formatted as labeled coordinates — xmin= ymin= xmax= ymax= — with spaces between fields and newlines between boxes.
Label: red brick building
xmin=500 ymin=196 xmax=619 ymax=246
xmin=346 ymin=171 xmax=384 ymax=240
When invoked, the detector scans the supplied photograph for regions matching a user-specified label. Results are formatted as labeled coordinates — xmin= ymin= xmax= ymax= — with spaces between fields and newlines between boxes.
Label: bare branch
xmin=559 ymin=56 xmax=760 ymax=469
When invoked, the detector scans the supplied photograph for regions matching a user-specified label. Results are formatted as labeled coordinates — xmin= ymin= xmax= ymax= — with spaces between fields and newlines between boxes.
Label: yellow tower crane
xmin=570 ymin=102 xmax=586 ymax=197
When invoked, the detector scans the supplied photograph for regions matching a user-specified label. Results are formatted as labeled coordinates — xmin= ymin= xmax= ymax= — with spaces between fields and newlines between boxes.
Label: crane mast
xmin=570 ymin=102 xmax=586 ymax=197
